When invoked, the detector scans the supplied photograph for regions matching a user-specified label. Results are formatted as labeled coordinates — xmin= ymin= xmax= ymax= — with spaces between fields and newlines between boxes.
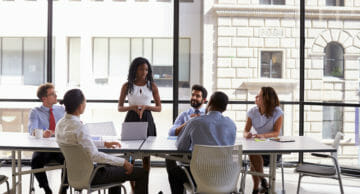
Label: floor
xmin=0 ymin=165 xmax=359 ymax=194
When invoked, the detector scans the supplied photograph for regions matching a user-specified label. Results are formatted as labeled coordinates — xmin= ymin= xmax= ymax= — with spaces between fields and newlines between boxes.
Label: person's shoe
xmin=43 ymin=185 xmax=52 ymax=194
xmin=59 ymin=186 xmax=68 ymax=194
xmin=260 ymin=178 xmax=269 ymax=194
xmin=252 ymin=189 xmax=259 ymax=194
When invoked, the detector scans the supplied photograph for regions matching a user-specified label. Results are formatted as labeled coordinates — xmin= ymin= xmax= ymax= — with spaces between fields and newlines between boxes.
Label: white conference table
xmin=0 ymin=132 xmax=143 ymax=194
xmin=141 ymin=136 xmax=336 ymax=194
xmin=0 ymin=133 xmax=337 ymax=194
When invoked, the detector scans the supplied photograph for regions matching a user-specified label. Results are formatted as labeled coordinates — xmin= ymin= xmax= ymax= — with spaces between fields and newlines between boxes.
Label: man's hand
xmin=43 ymin=130 xmax=52 ymax=138
xmin=123 ymin=160 xmax=133 ymax=175
xmin=104 ymin=141 xmax=121 ymax=148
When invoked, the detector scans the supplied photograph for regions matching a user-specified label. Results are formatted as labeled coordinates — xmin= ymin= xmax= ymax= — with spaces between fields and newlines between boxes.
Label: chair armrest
xmin=0 ymin=160 xmax=5 ymax=167
xmin=89 ymin=164 xmax=109 ymax=183
xmin=311 ymin=153 xmax=331 ymax=158
xmin=180 ymin=165 xmax=196 ymax=193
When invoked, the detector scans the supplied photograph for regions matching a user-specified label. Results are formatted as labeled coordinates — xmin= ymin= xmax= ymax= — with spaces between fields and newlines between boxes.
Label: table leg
xmin=17 ymin=150 xmax=22 ymax=194
xmin=269 ymin=154 xmax=277 ymax=194
xmin=11 ymin=151 xmax=16 ymax=194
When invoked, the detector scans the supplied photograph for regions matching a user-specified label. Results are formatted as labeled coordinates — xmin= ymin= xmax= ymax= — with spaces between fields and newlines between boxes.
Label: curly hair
xmin=126 ymin=57 xmax=154 ymax=94
xmin=261 ymin=86 xmax=280 ymax=118
xmin=36 ymin=83 xmax=54 ymax=101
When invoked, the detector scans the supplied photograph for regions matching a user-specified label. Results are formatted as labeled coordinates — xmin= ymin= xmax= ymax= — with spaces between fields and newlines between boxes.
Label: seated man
xmin=56 ymin=88 xmax=148 ymax=194
xmin=168 ymin=84 xmax=207 ymax=136
xmin=28 ymin=83 xmax=67 ymax=194
xmin=167 ymin=91 xmax=237 ymax=194
xmin=166 ymin=85 xmax=207 ymax=193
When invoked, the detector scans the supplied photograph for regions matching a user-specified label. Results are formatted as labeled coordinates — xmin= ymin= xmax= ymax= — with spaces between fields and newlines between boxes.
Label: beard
xmin=191 ymin=100 xmax=202 ymax=108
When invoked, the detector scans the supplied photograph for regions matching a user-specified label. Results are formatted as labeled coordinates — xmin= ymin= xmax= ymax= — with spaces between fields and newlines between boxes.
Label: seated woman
xmin=243 ymin=87 xmax=283 ymax=194
xmin=56 ymin=89 xmax=148 ymax=194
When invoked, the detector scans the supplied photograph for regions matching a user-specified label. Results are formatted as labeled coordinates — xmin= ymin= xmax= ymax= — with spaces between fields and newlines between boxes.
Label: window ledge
xmin=323 ymin=77 xmax=344 ymax=83
xmin=239 ymin=79 xmax=298 ymax=93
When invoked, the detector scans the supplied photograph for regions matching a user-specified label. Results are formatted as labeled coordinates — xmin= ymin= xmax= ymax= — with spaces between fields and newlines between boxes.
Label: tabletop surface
xmin=0 ymin=133 xmax=336 ymax=154
xmin=0 ymin=132 xmax=144 ymax=152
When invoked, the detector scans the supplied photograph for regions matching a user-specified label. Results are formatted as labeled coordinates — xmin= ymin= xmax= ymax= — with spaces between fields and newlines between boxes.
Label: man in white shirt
xmin=56 ymin=89 xmax=148 ymax=194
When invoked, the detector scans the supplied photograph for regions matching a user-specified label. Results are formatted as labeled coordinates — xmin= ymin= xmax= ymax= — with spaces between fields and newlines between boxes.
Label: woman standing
xmin=243 ymin=87 xmax=283 ymax=194
xmin=118 ymin=57 xmax=161 ymax=172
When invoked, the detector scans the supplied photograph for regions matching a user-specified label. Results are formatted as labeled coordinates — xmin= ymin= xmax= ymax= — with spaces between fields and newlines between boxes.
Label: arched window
xmin=324 ymin=42 xmax=344 ymax=78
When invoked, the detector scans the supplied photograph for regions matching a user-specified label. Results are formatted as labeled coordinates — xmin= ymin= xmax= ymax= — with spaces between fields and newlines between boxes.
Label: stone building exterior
xmin=206 ymin=0 xmax=360 ymax=165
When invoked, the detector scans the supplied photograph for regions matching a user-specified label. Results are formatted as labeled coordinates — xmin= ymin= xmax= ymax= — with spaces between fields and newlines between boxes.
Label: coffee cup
xmin=34 ymin=128 xmax=43 ymax=139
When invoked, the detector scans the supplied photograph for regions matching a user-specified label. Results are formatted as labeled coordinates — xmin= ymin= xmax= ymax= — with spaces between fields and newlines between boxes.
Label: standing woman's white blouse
xmin=127 ymin=84 xmax=152 ymax=106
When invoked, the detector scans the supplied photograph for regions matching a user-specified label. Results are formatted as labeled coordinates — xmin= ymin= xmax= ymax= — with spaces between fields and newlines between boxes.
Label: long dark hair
xmin=126 ymin=57 xmax=154 ymax=94
xmin=261 ymin=87 xmax=280 ymax=118
xmin=60 ymin=89 xmax=85 ymax=114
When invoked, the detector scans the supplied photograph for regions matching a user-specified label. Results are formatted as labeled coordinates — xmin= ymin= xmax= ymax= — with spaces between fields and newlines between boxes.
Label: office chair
xmin=182 ymin=144 xmax=243 ymax=194
xmin=295 ymin=132 xmax=344 ymax=194
xmin=59 ymin=143 xmax=126 ymax=194
xmin=0 ymin=161 xmax=10 ymax=194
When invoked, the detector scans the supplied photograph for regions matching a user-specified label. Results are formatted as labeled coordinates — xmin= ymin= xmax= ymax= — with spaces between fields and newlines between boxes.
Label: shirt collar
xmin=40 ymin=105 xmax=53 ymax=111
xmin=188 ymin=106 xmax=206 ymax=114
xmin=206 ymin=111 xmax=222 ymax=116
xmin=65 ymin=113 xmax=80 ymax=121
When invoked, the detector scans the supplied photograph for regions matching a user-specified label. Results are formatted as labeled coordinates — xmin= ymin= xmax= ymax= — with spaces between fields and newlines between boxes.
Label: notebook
xmin=269 ymin=137 xmax=295 ymax=143
xmin=121 ymin=122 xmax=148 ymax=140
xmin=85 ymin=121 xmax=118 ymax=137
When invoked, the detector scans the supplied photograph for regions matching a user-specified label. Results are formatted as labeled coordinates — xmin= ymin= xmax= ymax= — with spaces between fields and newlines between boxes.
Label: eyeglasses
xmin=47 ymin=92 xmax=57 ymax=97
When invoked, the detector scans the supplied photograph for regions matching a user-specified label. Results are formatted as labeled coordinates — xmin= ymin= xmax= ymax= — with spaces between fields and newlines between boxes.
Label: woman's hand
xmin=104 ymin=141 xmax=121 ymax=148
xmin=123 ymin=160 xmax=134 ymax=175
xmin=138 ymin=105 xmax=147 ymax=119
xmin=254 ymin=134 xmax=265 ymax=138
xmin=244 ymin=132 xmax=253 ymax=139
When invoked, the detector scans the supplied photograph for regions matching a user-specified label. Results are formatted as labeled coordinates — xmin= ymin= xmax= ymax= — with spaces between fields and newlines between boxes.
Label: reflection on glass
xmin=2 ymin=38 xmax=22 ymax=77
xmin=68 ymin=38 xmax=81 ymax=86
xmin=261 ymin=51 xmax=282 ymax=78
xmin=324 ymin=42 xmax=344 ymax=78
xmin=323 ymin=105 xmax=343 ymax=139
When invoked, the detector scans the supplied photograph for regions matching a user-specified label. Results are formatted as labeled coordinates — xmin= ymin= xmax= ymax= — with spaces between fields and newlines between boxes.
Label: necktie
xmin=49 ymin=108 xmax=56 ymax=132
xmin=194 ymin=109 xmax=200 ymax=114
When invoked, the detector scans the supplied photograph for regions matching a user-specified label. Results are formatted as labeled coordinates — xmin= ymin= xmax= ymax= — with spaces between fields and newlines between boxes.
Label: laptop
xmin=85 ymin=121 xmax=118 ymax=137
xmin=121 ymin=122 xmax=148 ymax=140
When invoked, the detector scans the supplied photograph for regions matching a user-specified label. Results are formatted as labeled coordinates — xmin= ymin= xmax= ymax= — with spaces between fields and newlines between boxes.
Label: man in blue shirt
xmin=168 ymin=91 xmax=236 ymax=194
xmin=28 ymin=83 xmax=66 ymax=194
xmin=168 ymin=84 xmax=207 ymax=136
xmin=166 ymin=85 xmax=207 ymax=193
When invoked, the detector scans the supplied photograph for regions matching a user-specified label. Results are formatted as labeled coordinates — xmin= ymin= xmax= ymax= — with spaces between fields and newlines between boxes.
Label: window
xmin=326 ymin=0 xmax=344 ymax=6
xmin=259 ymin=0 xmax=285 ymax=5
xmin=261 ymin=51 xmax=282 ymax=78
xmin=91 ymin=37 xmax=190 ymax=87
xmin=323 ymin=105 xmax=343 ymax=139
xmin=68 ymin=38 xmax=81 ymax=86
xmin=324 ymin=42 xmax=344 ymax=78
xmin=1 ymin=37 xmax=46 ymax=85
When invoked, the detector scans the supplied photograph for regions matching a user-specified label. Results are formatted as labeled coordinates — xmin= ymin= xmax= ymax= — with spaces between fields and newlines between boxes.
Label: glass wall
xmin=304 ymin=0 xmax=360 ymax=168
xmin=0 ymin=0 xmax=359 ymax=170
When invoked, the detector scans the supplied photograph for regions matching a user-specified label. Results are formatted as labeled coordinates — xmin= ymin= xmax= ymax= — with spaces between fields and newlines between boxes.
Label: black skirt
xmin=124 ymin=110 xmax=156 ymax=136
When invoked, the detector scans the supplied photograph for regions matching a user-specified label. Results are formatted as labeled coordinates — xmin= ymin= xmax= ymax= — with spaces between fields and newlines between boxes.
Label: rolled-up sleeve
xmin=169 ymin=112 xmax=186 ymax=136
xmin=176 ymin=120 xmax=195 ymax=151
xmin=77 ymin=125 xmax=125 ymax=166
xmin=28 ymin=109 xmax=39 ymax=134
